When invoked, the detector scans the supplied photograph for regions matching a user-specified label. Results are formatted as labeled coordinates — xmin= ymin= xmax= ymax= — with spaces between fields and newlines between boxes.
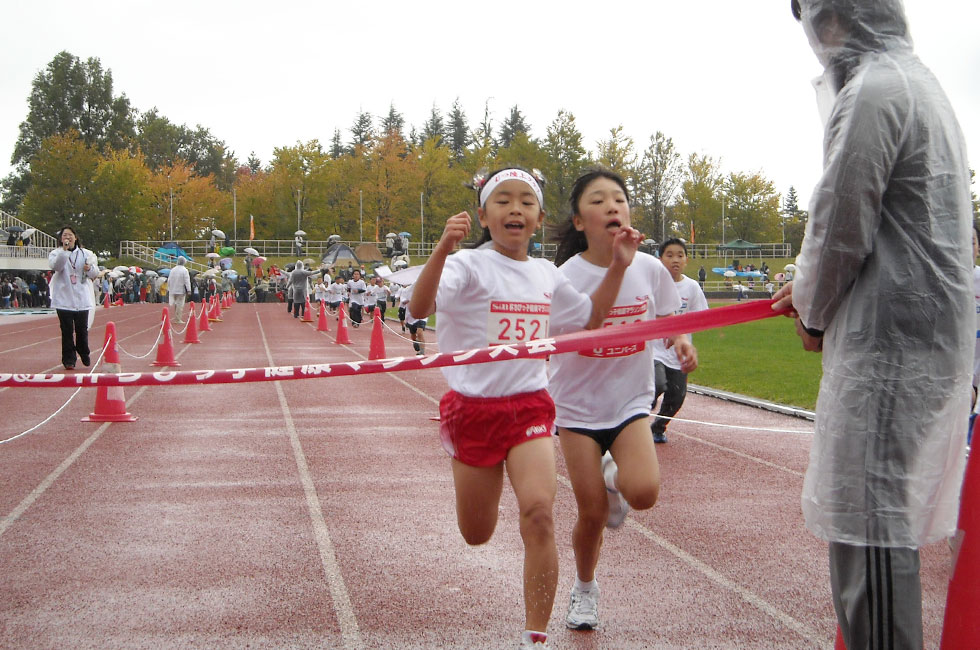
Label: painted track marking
xmin=673 ymin=430 xmax=806 ymax=478
xmin=257 ymin=311 xmax=363 ymax=649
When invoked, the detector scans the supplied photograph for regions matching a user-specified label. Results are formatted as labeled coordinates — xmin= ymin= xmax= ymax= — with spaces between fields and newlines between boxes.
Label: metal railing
xmin=118 ymin=241 xmax=210 ymax=274
xmin=686 ymin=242 xmax=793 ymax=259
xmin=1 ymin=210 xmax=57 ymax=253
xmin=123 ymin=239 xmax=560 ymax=262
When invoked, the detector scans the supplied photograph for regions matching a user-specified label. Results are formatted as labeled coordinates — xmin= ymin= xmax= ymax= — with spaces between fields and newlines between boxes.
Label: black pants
xmin=57 ymin=309 xmax=90 ymax=367
xmin=375 ymin=300 xmax=386 ymax=321
xmin=292 ymin=299 xmax=305 ymax=318
xmin=350 ymin=303 xmax=363 ymax=324
xmin=651 ymin=361 xmax=688 ymax=435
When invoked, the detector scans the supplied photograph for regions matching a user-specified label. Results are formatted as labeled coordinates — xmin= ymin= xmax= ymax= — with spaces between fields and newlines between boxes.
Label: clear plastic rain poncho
xmin=792 ymin=0 xmax=974 ymax=547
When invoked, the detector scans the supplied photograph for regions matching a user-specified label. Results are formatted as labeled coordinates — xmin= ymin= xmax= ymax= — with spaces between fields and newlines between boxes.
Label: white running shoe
xmin=565 ymin=584 xmax=600 ymax=630
xmin=602 ymin=451 xmax=630 ymax=528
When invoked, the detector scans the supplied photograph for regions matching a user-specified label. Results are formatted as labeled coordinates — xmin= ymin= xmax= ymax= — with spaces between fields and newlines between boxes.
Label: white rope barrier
xmin=0 ymin=338 xmax=112 ymax=445
xmin=116 ymin=319 xmax=166 ymax=359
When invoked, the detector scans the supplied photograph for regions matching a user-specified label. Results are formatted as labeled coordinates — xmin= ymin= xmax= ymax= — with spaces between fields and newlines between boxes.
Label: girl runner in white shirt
xmin=410 ymin=167 xmax=641 ymax=650
xmin=548 ymin=169 xmax=696 ymax=633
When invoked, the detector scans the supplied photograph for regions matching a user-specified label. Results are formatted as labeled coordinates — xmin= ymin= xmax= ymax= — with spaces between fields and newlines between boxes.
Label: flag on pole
xmin=249 ymin=214 xmax=255 ymax=241
xmin=690 ymin=221 xmax=695 ymax=244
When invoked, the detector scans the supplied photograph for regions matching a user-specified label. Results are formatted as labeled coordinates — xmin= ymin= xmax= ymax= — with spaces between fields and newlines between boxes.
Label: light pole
xmin=296 ymin=189 xmax=302 ymax=231
xmin=168 ymin=174 xmax=174 ymax=242
xmin=721 ymin=194 xmax=726 ymax=245
xmin=420 ymin=192 xmax=424 ymax=251
xmin=232 ymin=187 xmax=237 ymax=246
xmin=359 ymin=190 xmax=363 ymax=243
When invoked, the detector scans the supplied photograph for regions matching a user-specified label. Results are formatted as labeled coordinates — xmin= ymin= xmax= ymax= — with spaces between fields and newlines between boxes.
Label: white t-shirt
xmin=436 ymin=248 xmax=591 ymax=398
xmin=549 ymin=252 xmax=681 ymax=429
xmin=327 ymin=282 xmax=346 ymax=303
xmin=348 ymin=279 xmax=367 ymax=305
xmin=399 ymin=284 xmax=426 ymax=325
xmin=653 ymin=275 xmax=709 ymax=370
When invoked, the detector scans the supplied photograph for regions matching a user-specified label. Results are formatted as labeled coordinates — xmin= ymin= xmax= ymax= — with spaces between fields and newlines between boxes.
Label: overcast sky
xmin=2 ymin=0 xmax=978 ymax=212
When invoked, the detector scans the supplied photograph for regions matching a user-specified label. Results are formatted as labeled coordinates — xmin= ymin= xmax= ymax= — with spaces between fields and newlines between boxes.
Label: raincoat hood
xmin=797 ymin=0 xmax=912 ymax=88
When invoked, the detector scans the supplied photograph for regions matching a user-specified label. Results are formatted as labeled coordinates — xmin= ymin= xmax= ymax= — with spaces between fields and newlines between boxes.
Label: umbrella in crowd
xmin=212 ymin=229 xmax=226 ymax=238
xmin=21 ymin=227 xmax=36 ymax=240
xmin=398 ymin=231 xmax=411 ymax=238
xmin=4 ymin=226 xmax=24 ymax=233
xmin=723 ymin=270 xmax=737 ymax=278
xmin=158 ymin=268 xmax=171 ymax=277
xmin=244 ymin=247 xmax=259 ymax=256
xmin=303 ymin=258 xmax=315 ymax=267
xmin=219 ymin=246 xmax=236 ymax=256
xmin=295 ymin=230 xmax=307 ymax=237
xmin=219 ymin=258 xmax=233 ymax=270
xmin=784 ymin=263 xmax=797 ymax=272
xmin=252 ymin=256 xmax=267 ymax=266
xmin=205 ymin=252 xmax=220 ymax=259
xmin=144 ymin=270 xmax=158 ymax=278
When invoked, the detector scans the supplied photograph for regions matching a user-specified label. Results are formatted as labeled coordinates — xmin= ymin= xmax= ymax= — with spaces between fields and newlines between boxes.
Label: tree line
xmin=3 ymin=51 xmax=815 ymax=256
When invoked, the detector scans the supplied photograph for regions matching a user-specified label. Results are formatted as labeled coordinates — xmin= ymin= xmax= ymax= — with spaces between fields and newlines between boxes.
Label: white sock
xmin=575 ymin=577 xmax=598 ymax=593
xmin=521 ymin=630 xmax=547 ymax=645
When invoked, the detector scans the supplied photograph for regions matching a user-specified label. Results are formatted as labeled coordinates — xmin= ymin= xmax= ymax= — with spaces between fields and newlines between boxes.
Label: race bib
xmin=580 ymin=303 xmax=648 ymax=358
xmin=488 ymin=300 xmax=549 ymax=344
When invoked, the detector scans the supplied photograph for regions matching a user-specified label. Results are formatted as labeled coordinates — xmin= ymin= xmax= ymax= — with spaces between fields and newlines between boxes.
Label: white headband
xmin=478 ymin=169 xmax=543 ymax=209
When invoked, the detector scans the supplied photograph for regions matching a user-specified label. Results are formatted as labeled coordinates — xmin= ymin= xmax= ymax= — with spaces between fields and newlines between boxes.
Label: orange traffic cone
xmin=199 ymin=300 xmax=212 ymax=332
xmin=113 ymin=296 xmax=124 ymax=306
xmin=82 ymin=321 xmax=138 ymax=422
xmin=301 ymin=296 xmax=314 ymax=322
xmin=334 ymin=302 xmax=352 ymax=344
xmin=151 ymin=307 xmax=180 ymax=366
xmin=12 ymin=296 xmax=18 ymax=308
xmin=183 ymin=303 xmax=201 ymax=343
xmin=103 ymin=293 xmax=111 ymax=309
xmin=368 ymin=311 xmax=386 ymax=359
xmin=940 ymin=419 xmax=980 ymax=648
xmin=317 ymin=300 xmax=330 ymax=332
xmin=214 ymin=294 xmax=223 ymax=320
xmin=208 ymin=296 xmax=221 ymax=322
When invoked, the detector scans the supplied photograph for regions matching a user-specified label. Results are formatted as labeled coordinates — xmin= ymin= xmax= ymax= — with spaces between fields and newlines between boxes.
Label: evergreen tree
xmin=380 ymin=103 xmax=405 ymax=139
xmin=783 ymin=186 xmax=800 ymax=216
xmin=329 ymin=129 xmax=344 ymax=159
xmin=447 ymin=98 xmax=470 ymax=164
xmin=350 ymin=111 xmax=374 ymax=152
xmin=471 ymin=100 xmax=496 ymax=158
xmin=247 ymin=152 xmax=262 ymax=174
xmin=498 ymin=105 xmax=531 ymax=149
xmin=422 ymin=104 xmax=445 ymax=148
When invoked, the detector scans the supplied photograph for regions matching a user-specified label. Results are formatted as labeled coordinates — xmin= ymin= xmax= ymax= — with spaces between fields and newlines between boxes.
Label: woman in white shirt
xmin=48 ymin=226 xmax=99 ymax=369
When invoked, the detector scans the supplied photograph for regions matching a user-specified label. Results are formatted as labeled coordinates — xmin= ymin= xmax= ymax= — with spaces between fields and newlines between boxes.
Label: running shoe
xmin=602 ymin=451 xmax=630 ymax=528
xmin=565 ymin=583 xmax=600 ymax=630
xmin=653 ymin=431 xmax=668 ymax=444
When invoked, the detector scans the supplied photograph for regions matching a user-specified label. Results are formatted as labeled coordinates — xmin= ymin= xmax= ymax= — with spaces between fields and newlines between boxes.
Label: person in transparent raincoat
xmin=774 ymin=1 xmax=974 ymax=647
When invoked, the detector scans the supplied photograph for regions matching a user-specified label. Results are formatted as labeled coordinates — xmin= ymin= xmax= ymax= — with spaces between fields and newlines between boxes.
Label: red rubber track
xmin=0 ymin=303 xmax=952 ymax=649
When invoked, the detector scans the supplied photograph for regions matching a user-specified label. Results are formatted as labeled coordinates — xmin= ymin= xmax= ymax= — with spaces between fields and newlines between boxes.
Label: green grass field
xmin=692 ymin=303 xmax=822 ymax=410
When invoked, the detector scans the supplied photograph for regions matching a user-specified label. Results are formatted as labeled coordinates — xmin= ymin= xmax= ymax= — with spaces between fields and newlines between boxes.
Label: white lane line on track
xmin=0 ymin=332 xmax=199 ymax=537
xmin=257 ymin=312 xmax=363 ymax=650
xmin=672 ymin=431 xmax=806 ymax=478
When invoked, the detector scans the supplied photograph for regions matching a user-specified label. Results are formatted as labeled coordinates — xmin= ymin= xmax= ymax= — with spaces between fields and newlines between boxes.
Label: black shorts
xmin=398 ymin=306 xmax=407 ymax=321
xmin=407 ymin=320 xmax=426 ymax=334
xmin=562 ymin=413 xmax=649 ymax=456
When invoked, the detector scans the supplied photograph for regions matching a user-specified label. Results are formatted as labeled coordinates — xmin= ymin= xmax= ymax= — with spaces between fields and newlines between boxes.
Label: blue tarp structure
xmin=154 ymin=242 xmax=193 ymax=263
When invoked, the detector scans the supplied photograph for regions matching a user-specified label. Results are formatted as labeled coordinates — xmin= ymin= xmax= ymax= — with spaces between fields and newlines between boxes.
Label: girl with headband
xmin=410 ymin=166 xmax=642 ymax=650
xmin=548 ymin=168 xmax=696 ymax=632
